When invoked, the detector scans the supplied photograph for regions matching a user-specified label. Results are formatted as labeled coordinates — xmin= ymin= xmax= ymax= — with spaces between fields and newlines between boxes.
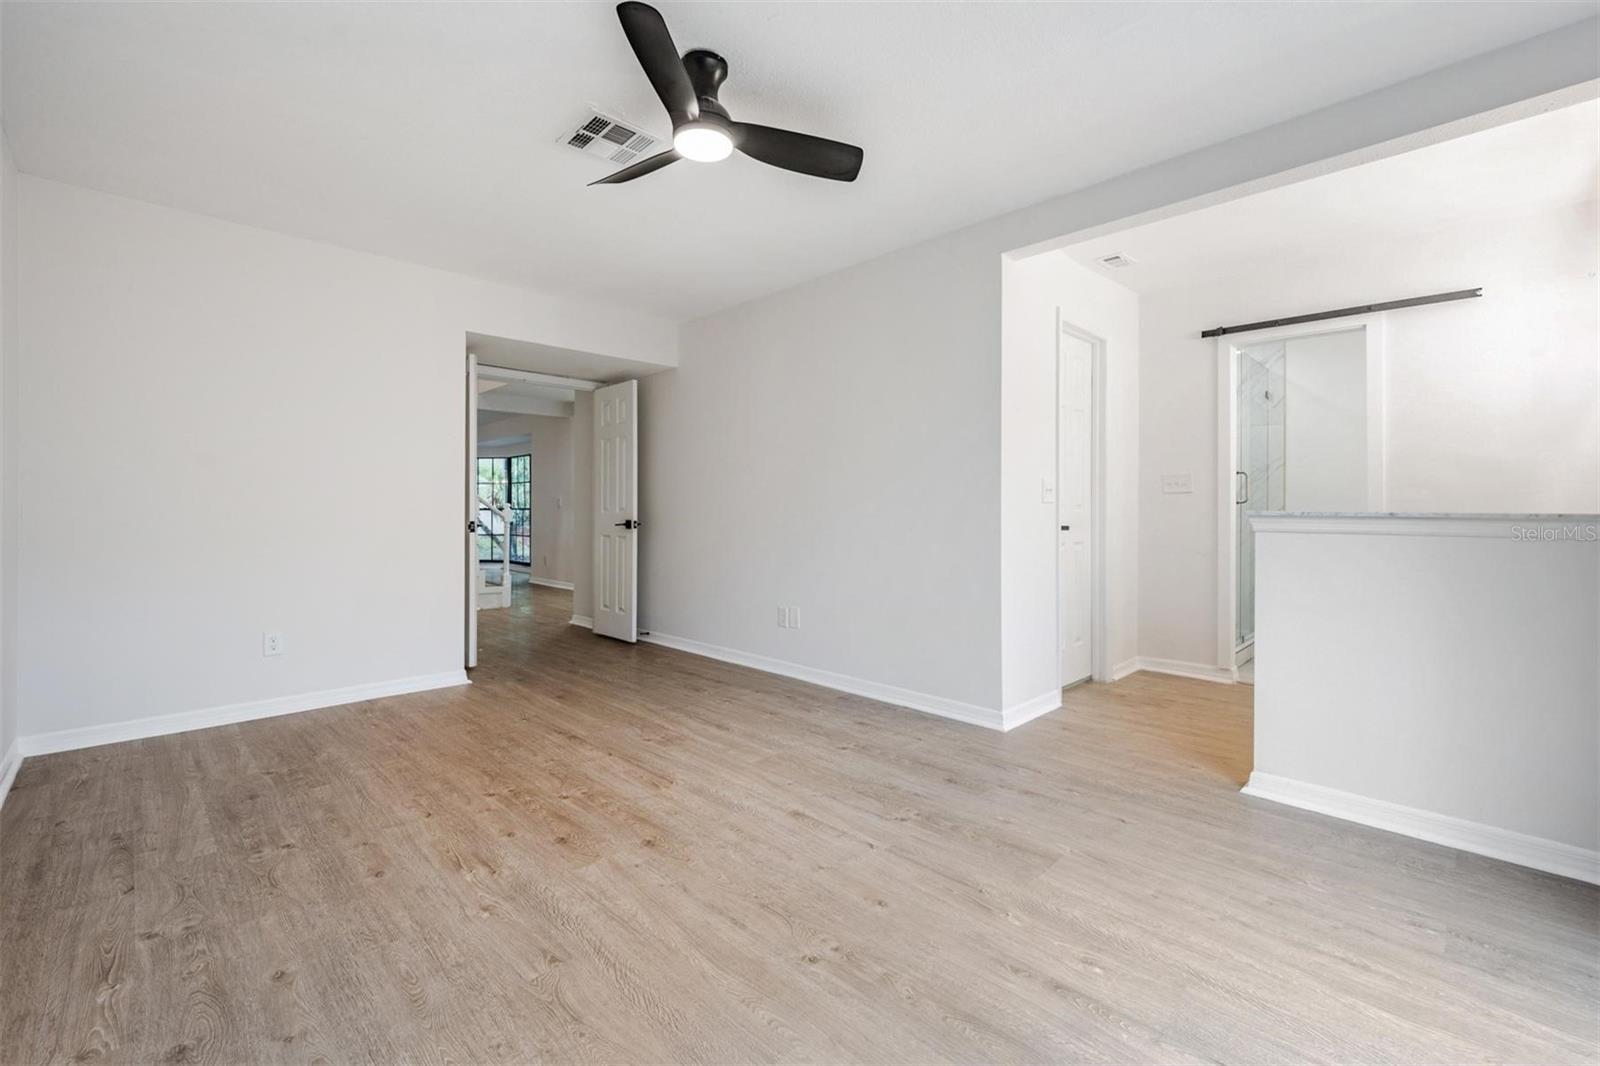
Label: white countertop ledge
xmin=1248 ymin=512 xmax=1600 ymax=538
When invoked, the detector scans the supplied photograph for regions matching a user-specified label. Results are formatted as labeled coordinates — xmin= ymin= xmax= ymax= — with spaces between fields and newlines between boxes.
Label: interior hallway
xmin=1 ymin=583 xmax=1594 ymax=1063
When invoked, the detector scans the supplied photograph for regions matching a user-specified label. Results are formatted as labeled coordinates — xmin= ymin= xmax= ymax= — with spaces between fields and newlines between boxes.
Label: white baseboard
xmin=0 ymin=740 xmax=20 ymax=810
xmin=1243 ymin=771 xmax=1599 ymax=886
xmin=20 ymin=671 xmax=471 ymax=758
xmin=1001 ymin=690 xmax=1061 ymax=731
xmin=530 ymin=577 xmax=574 ymax=591
xmin=570 ymin=614 xmax=593 ymax=629
xmin=640 ymin=630 xmax=1004 ymax=730
xmin=1133 ymin=656 xmax=1235 ymax=684
xmin=1109 ymin=657 xmax=1141 ymax=682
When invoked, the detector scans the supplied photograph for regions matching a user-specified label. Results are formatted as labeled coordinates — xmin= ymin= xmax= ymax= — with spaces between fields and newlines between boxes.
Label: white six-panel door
xmin=593 ymin=379 xmax=639 ymax=642
xmin=1059 ymin=329 xmax=1093 ymax=686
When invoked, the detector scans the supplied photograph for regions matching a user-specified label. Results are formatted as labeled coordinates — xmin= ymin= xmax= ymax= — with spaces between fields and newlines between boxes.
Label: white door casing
xmin=1059 ymin=328 xmax=1093 ymax=686
xmin=593 ymin=379 xmax=639 ymax=642
xmin=466 ymin=350 xmax=479 ymax=668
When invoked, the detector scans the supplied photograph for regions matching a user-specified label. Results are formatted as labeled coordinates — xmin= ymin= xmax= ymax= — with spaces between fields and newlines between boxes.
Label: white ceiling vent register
xmin=561 ymin=111 xmax=661 ymax=167
xmin=1097 ymin=253 xmax=1136 ymax=269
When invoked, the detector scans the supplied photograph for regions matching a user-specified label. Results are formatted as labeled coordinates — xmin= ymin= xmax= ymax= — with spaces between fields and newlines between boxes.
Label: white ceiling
xmin=477 ymin=376 xmax=576 ymax=419
xmin=1062 ymin=99 xmax=1600 ymax=294
xmin=5 ymin=2 xmax=1594 ymax=320
xmin=477 ymin=411 xmax=531 ymax=447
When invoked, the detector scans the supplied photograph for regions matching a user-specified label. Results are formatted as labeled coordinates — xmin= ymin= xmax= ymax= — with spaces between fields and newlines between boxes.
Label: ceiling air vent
xmin=561 ymin=111 xmax=662 ymax=165
xmin=1097 ymin=254 xmax=1136 ymax=269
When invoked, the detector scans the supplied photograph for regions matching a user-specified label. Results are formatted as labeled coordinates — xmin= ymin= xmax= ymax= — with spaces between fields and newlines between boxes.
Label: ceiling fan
xmin=592 ymin=1 xmax=864 ymax=186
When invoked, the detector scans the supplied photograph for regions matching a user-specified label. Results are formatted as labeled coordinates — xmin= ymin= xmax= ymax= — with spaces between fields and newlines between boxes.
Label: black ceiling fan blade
xmin=589 ymin=148 xmax=681 ymax=186
xmin=731 ymin=123 xmax=863 ymax=182
xmin=616 ymin=2 xmax=698 ymax=125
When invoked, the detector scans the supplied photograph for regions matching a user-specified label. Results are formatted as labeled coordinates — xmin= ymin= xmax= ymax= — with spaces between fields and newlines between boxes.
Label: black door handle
xmin=1060 ymin=525 xmax=1070 ymax=531
xmin=615 ymin=519 xmax=640 ymax=530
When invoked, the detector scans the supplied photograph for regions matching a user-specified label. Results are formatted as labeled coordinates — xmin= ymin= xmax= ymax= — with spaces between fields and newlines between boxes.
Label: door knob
xmin=614 ymin=519 xmax=640 ymax=530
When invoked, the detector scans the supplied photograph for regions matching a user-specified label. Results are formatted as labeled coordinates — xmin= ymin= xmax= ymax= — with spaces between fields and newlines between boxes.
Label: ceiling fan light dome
xmin=673 ymin=122 xmax=734 ymax=162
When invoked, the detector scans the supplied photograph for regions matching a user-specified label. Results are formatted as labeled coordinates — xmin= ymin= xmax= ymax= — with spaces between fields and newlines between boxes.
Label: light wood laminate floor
xmin=2 ymin=583 xmax=1596 ymax=1064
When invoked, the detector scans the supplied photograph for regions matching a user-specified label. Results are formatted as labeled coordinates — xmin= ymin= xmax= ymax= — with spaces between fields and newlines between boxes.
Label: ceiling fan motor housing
xmin=682 ymin=49 xmax=732 ymax=127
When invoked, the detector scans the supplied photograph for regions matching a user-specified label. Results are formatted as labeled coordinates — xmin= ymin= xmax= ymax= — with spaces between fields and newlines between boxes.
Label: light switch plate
xmin=1041 ymin=479 xmax=1056 ymax=503
xmin=1161 ymin=473 xmax=1193 ymax=494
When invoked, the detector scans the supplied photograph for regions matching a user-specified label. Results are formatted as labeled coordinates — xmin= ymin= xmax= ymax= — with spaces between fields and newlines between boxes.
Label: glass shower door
xmin=1236 ymin=342 xmax=1285 ymax=648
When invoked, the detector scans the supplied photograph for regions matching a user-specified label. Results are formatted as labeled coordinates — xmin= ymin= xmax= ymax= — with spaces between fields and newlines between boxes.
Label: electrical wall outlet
xmin=777 ymin=606 xmax=802 ymax=629
xmin=1161 ymin=473 xmax=1193 ymax=494
xmin=1041 ymin=478 xmax=1056 ymax=503
xmin=263 ymin=632 xmax=285 ymax=657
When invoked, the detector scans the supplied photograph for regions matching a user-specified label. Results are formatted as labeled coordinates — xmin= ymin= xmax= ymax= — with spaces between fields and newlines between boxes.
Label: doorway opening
xmin=1218 ymin=322 xmax=1384 ymax=683
xmin=463 ymin=333 xmax=651 ymax=672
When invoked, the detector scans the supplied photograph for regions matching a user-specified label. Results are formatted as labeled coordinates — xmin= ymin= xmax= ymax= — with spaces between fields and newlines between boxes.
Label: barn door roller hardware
xmin=1201 ymin=288 xmax=1481 ymax=339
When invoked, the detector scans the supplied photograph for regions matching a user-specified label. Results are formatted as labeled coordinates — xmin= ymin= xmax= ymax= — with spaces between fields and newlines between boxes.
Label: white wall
xmin=1002 ymin=252 xmax=1140 ymax=709
xmin=640 ymin=238 xmax=1004 ymax=718
xmin=1248 ymin=515 xmax=1599 ymax=882
xmin=528 ymin=414 xmax=577 ymax=585
xmin=1282 ymin=330 xmax=1368 ymax=511
xmin=15 ymin=177 xmax=675 ymax=744
xmin=1384 ymin=205 xmax=1599 ymax=511
xmin=0 ymin=122 xmax=17 ymax=776
xmin=479 ymin=413 xmax=579 ymax=586
xmin=1140 ymin=200 xmax=1600 ymax=667
xmin=639 ymin=33 xmax=1596 ymax=724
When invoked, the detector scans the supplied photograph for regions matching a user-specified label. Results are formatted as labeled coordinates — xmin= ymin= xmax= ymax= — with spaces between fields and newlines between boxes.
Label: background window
xmin=477 ymin=454 xmax=531 ymax=565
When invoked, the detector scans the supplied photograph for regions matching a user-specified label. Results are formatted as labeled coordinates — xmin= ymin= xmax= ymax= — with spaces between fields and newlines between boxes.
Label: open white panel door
xmin=593 ymin=379 xmax=639 ymax=642
xmin=466 ymin=351 xmax=480 ymax=668
xmin=1059 ymin=330 xmax=1093 ymax=686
